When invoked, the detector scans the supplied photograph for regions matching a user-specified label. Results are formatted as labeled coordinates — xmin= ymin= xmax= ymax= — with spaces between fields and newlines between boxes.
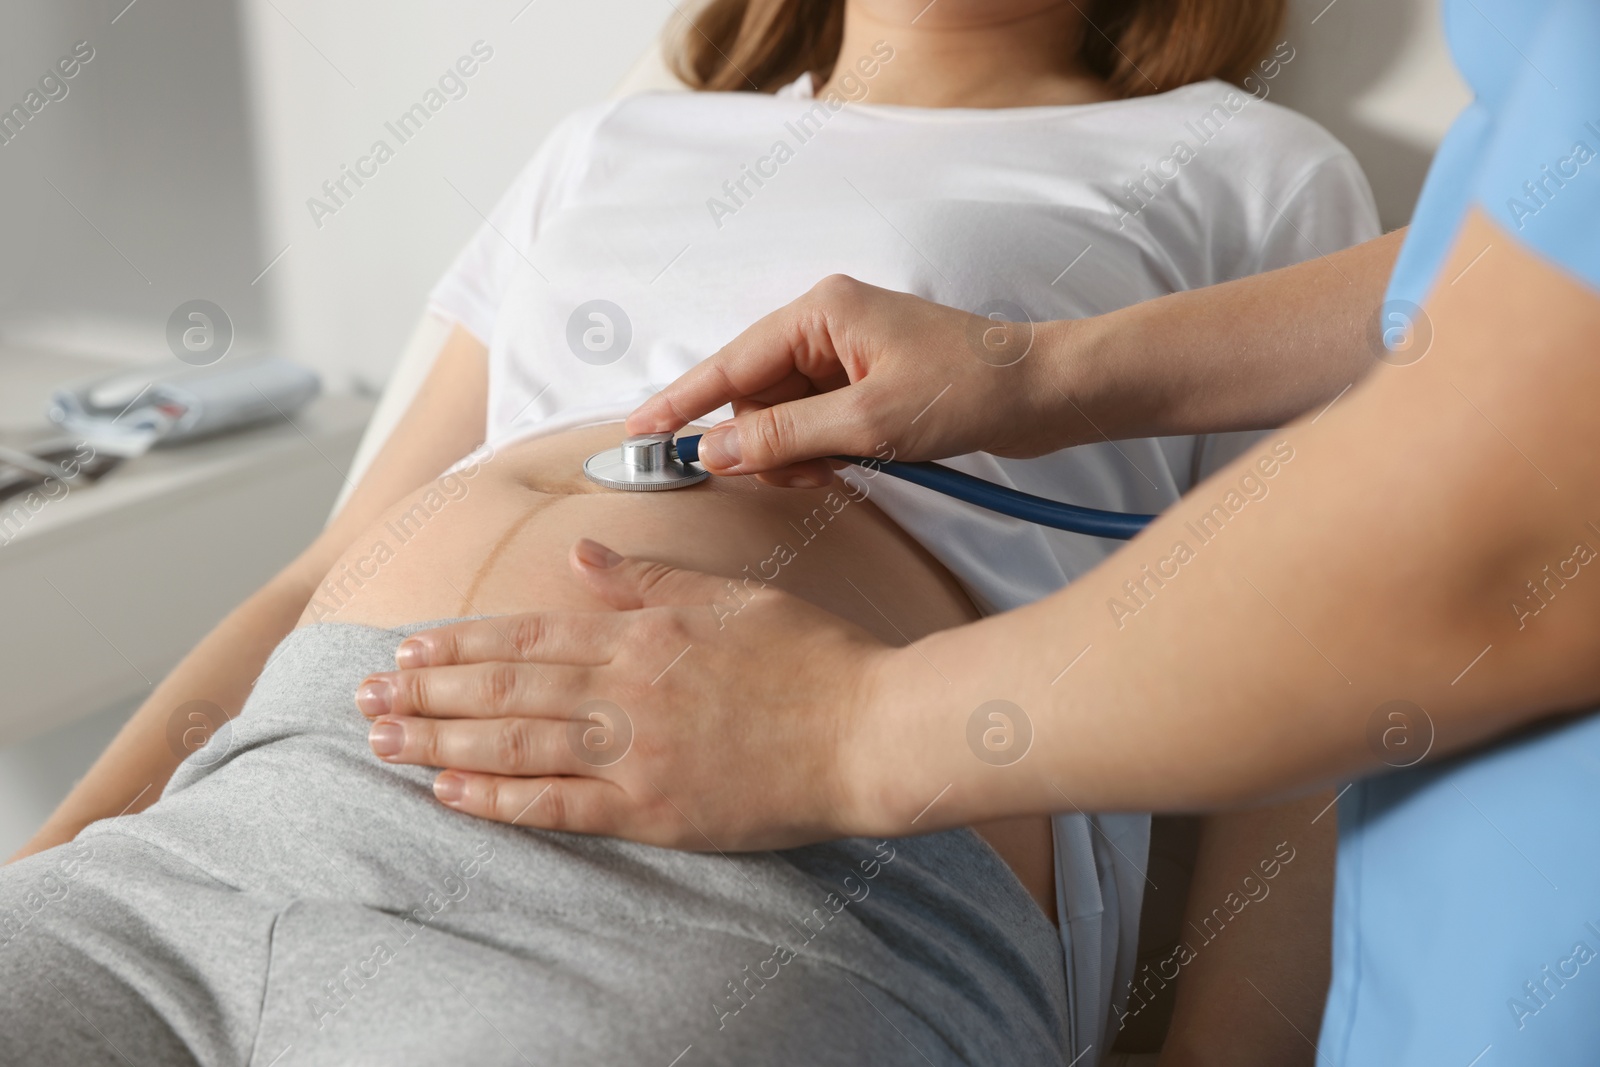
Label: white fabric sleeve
xmin=425 ymin=104 xmax=613 ymax=344
xmin=1248 ymin=150 xmax=1382 ymax=277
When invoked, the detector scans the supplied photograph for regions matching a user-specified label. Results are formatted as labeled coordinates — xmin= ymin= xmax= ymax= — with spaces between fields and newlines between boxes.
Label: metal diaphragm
xmin=583 ymin=432 xmax=709 ymax=491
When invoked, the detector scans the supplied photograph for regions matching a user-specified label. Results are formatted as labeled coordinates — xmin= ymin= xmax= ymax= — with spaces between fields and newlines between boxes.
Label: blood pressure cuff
xmin=1387 ymin=0 xmax=1600 ymax=304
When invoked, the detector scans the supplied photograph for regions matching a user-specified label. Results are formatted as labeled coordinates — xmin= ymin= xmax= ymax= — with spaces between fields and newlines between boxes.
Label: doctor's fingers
xmin=627 ymin=275 xmax=871 ymax=434
xmin=395 ymin=611 xmax=625 ymax=670
xmin=368 ymin=715 xmax=601 ymax=778
xmin=430 ymin=773 xmax=642 ymax=838
xmin=360 ymin=661 xmax=603 ymax=720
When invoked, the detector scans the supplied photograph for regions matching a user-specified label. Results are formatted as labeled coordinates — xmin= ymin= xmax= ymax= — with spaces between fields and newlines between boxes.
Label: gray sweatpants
xmin=0 ymin=621 xmax=1067 ymax=1066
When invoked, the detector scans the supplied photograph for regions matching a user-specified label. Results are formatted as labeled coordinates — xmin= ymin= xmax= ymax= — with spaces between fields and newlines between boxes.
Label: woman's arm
xmin=6 ymin=323 xmax=489 ymax=863
xmin=626 ymin=230 xmax=1404 ymax=485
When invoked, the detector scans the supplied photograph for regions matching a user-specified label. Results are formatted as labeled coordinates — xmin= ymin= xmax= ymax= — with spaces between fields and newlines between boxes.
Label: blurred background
xmin=0 ymin=0 xmax=1466 ymax=856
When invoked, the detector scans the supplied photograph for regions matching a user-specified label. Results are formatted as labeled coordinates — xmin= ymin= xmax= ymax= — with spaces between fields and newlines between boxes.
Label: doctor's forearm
xmin=1050 ymin=228 xmax=1404 ymax=443
xmin=853 ymin=215 xmax=1600 ymax=827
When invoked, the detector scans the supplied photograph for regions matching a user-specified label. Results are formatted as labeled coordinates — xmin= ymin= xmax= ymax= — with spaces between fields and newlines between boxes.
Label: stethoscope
xmin=584 ymin=432 xmax=1155 ymax=540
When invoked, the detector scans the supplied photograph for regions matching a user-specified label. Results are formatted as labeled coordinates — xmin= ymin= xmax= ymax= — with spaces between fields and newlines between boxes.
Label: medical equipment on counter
xmin=2 ymin=357 xmax=324 ymax=501
xmin=585 ymin=432 xmax=1156 ymax=539
xmin=49 ymin=356 xmax=321 ymax=457
xmin=0 ymin=438 xmax=123 ymax=503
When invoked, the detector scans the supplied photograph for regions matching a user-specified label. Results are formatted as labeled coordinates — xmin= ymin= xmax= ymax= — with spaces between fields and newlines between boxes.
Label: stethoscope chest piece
xmin=583 ymin=432 xmax=709 ymax=491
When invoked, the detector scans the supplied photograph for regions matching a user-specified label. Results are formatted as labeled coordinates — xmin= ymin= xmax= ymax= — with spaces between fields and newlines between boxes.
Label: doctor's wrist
xmin=1033 ymin=305 xmax=1172 ymax=448
xmin=1029 ymin=314 xmax=1127 ymax=450
xmin=833 ymin=640 xmax=974 ymax=839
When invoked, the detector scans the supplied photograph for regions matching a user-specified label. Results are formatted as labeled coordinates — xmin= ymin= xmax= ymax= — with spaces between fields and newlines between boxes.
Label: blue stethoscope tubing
xmin=674 ymin=433 xmax=1156 ymax=540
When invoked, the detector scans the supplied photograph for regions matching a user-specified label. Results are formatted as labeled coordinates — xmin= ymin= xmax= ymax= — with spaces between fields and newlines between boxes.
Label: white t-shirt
xmin=428 ymin=73 xmax=1379 ymax=1063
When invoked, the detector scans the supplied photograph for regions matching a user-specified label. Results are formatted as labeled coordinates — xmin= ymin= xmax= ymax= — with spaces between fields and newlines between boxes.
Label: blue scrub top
xmin=1322 ymin=1 xmax=1600 ymax=1063
xmin=1387 ymin=0 xmax=1600 ymax=298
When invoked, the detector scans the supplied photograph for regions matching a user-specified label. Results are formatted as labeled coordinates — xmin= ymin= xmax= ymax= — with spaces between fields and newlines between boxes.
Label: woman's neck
xmin=819 ymin=0 xmax=1116 ymax=109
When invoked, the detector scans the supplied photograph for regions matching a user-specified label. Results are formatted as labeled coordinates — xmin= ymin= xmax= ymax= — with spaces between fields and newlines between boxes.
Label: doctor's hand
xmin=357 ymin=540 xmax=932 ymax=850
xmin=631 ymin=237 xmax=1405 ymax=486
xmin=625 ymin=275 xmax=1088 ymax=488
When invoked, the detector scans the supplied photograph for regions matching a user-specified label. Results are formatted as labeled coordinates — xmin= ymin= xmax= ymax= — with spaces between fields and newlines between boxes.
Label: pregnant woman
xmin=1 ymin=1 xmax=1378 ymax=1064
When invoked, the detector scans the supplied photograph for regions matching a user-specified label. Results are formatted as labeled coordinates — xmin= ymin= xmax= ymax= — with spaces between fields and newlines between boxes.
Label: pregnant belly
xmin=299 ymin=423 xmax=1057 ymax=916
xmin=297 ymin=423 xmax=974 ymax=636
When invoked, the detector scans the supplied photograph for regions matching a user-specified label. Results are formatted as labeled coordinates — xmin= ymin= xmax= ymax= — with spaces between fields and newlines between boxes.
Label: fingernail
xmin=575 ymin=538 xmax=623 ymax=569
xmin=783 ymin=473 xmax=827 ymax=489
xmin=356 ymin=676 xmax=393 ymax=717
xmin=701 ymin=425 xmax=743 ymax=471
xmin=434 ymin=772 xmax=466 ymax=804
xmin=368 ymin=719 xmax=404 ymax=758
xmin=395 ymin=639 xmax=430 ymax=669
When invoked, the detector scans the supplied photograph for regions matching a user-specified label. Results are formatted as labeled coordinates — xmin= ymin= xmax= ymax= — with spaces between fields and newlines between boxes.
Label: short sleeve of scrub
xmin=1387 ymin=0 xmax=1600 ymax=302
xmin=1323 ymin=2 xmax=1600 ymax=1065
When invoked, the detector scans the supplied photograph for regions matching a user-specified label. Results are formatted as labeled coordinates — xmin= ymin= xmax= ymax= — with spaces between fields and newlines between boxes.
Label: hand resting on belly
xmin=302 ymin=422 xmax=1059 ymax=916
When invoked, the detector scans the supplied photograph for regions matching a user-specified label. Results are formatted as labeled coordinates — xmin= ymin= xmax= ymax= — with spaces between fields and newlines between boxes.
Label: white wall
xmin=1272 ymin=0 xmax=1469 ymax=231
xmin=0 ymin=0 xmax=268 ymax=359
xmin=239 ymin=0 xmax=675 ymax=390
